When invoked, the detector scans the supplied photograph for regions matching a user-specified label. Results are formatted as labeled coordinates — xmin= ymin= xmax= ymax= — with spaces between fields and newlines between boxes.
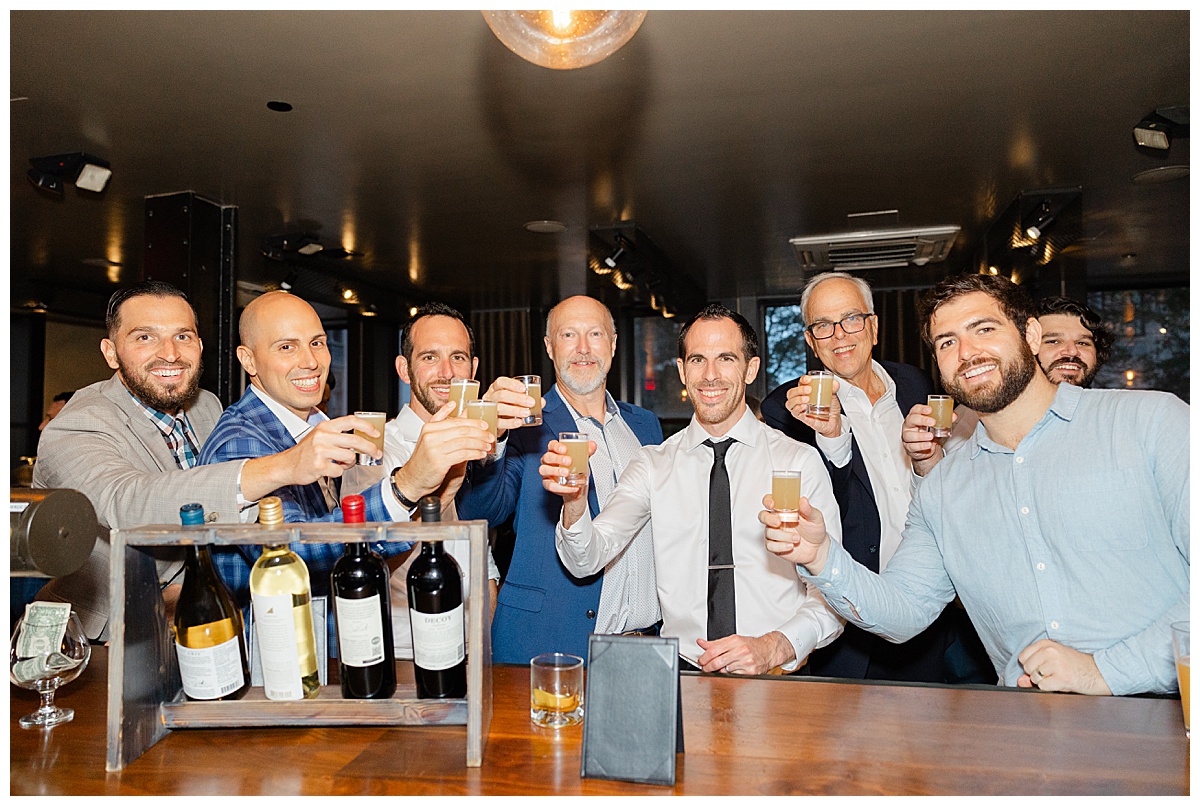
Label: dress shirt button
xmin=868 ymin=546 xmax=878 ymax=554
xmin=1021 ymin=506 xmax=1030 ymax=515
xmin=586 ymin=609 xmax=596 ymax=620
xmin=1015 ymin=456 xmax=1024 ymax=464
xmin=1050 ymin=621 xmax=1060 ymax=630
xmin=831 ymin=568 xmax=839 ymax=576
xmin=1036 ymin=562 xmax=1046 ymax=571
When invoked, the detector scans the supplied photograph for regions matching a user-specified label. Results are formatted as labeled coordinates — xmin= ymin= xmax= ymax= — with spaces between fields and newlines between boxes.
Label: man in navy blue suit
xmin=459 ymin=295 xmax=663 ymax=664
xmin=761 ymin=272 xmax=991 ymax=683
xmin=200 ymin=291 xmax=495 ymax=605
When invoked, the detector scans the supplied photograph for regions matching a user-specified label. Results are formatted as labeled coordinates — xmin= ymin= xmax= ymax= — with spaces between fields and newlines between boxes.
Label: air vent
xmin=789 ymin=225 xmax=960 ymax=271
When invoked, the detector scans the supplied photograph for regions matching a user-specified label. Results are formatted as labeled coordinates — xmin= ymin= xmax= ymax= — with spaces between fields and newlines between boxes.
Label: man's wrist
xmin=389 ymin=467 xmax=420 ymax=511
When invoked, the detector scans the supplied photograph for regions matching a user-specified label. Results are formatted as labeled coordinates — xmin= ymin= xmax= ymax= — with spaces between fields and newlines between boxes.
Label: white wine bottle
xmin=173 ymin=502 xmax=250 ymax=701
xmin=250 ymin=497 xmax=320 ymax=700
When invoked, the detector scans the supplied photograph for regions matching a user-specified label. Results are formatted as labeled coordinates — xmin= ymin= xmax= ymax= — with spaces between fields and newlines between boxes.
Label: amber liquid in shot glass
xmin=516 ymin=375 xmax=542 ymax=426
xmin=558 ymin=432 xmax=589 ymax=488
xmin=466 ymin=399 xmax=498 ymax=440
xmin=927 ymin=395 xmax=953 ymax=438
xmin=772 ymin=471 xmax=801 ymax=526
xmin=808 ymin=371 xmax=835 ymax=419
xmin=353 ymin=411 xmax=386 ymax=466
xmin=448 ymin=379 xmax=479 ymax=417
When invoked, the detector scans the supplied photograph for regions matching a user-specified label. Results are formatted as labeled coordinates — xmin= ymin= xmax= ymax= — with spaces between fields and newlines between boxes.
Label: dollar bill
xmin=16 ymin=601 xmax=73 ymax=658
xmin=11 ymin=651 xmax=83 ymax=685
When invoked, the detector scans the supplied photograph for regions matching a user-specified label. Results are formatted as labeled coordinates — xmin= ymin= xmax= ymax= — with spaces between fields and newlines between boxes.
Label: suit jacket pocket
xmin=497 ymin=581 xmax=546 ymax=614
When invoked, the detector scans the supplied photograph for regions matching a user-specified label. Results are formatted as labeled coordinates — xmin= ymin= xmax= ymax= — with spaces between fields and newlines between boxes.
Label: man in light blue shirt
xmin=761 ymin=273 xmax=1188 ymax=696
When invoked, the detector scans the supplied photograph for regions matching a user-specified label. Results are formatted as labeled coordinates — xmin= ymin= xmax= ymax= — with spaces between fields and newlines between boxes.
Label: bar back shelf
xmin=106 ymin=519 xmax=492 ymax=772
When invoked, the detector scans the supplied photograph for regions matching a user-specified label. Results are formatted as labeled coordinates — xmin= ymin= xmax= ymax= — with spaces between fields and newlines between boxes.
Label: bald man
xmin=199 ymin=291 xmax=496 ymax=607
xmin=459 ymin=295 xmax=664 ymax=664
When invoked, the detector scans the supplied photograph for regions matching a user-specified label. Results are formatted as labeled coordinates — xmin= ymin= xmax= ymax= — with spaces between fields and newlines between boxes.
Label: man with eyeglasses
xmin=761 ymin=271 xmax=989 ymax=684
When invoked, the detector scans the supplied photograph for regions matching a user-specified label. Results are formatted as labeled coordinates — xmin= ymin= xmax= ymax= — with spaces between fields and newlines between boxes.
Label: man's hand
xmin=784 ymin=375 xmax=843 ymax=438
xmin=901 ymin=403 xmax=956 ymax=477
xmin=759 ymin=494 xmax=832 ymax=574
xmin=282 ymin=414 xmax=383 ymax=485
xmin=696 ymin=631 xmax=795 ymax=675
xmin=391 ymin=402 xmax=494 ymax=504
xmin=538 ymin=438 xmax=597 ymax=528
xmin=482 ymin=376 xmax=539 ymax=437
xmin=1017 ymin=639 xmax=1112 ymax=695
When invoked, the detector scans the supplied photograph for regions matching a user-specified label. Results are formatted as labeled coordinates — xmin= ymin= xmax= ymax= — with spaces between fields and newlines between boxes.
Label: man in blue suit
xmin=459 ymin=295 xmax=663 ymax=664
xmin=200 ymin=291 xmax=495 ymax=604
xmin=761 ymin=272 xmax=991 ymax=684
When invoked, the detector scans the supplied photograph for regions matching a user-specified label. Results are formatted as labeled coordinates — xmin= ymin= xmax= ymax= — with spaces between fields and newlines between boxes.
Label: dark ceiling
xmin=9 ymin=10 xmax=1191 ymax=323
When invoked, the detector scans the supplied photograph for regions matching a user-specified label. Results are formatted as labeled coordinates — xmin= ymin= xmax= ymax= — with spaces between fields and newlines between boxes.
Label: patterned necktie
xmin=703 ymin=439 xmax=736 ymax=640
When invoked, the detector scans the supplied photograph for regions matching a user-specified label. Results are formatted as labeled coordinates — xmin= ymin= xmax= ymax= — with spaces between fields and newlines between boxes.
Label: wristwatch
xmin=389 ymin=467 xmax=420 ymax=513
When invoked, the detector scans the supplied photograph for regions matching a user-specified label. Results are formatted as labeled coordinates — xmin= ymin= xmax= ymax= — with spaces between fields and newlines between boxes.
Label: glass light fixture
xmin=482 ymin=10 xmax=647 ymax=70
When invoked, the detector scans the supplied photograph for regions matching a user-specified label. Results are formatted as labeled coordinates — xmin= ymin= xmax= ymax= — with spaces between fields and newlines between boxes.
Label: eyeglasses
xmin=807 ymin=313 xmax=875 ymax=340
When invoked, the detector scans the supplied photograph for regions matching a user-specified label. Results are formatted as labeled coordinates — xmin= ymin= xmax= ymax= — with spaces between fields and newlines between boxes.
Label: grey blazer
xmin=32 ymin=374 xmax=243 ymax=640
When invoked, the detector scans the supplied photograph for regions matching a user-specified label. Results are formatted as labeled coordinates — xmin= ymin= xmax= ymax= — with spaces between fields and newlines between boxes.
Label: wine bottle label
xmin=252 ymin=593 xmax=305 ymax=700
xmin=410 ymin=603 xmax=465 ymax=671
xmin=334 ymin=594 xmax=386 ymax=668
xmin=175 ymin=633 xmax=245 ymax=700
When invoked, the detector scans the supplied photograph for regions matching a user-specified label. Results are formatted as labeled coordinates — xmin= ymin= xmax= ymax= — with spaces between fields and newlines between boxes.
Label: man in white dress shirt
xmin=541 ymin=304 xmax=844 ymax=674
xmin=382 ymin=302 xmax=532 ymax=656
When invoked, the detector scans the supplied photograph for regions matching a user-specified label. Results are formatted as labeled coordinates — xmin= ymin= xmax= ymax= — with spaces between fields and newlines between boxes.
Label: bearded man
xmin=760 ymin=273 xmax=1189 ymax=696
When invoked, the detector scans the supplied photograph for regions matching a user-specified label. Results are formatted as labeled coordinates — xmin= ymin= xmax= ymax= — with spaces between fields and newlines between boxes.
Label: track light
xmin=604 ymin=234 xmax=630 ymax=269
xmin=1022 ymin=200 xmax=1055 ymax=241
xmin=27 ymin=152 xmax=111 ymax=194
xmin=279 ymin=271 xmax=298 ymax=292
xmin=1133 ymin=105 xmax=1189 ymax=150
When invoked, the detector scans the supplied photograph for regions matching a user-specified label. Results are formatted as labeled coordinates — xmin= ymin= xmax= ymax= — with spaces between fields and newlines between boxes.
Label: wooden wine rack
xmin=106 ymin=520 xmax=492 ymax=771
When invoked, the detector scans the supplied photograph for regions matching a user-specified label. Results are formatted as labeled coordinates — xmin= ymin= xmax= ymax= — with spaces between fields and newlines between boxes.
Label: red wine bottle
xmin=173 ymin=502 xmax=250 ymax=701
xmin=406 ymin=496 xmax=467 ymax=698
xmin=331 ymin=494 xmax=396 ymax=699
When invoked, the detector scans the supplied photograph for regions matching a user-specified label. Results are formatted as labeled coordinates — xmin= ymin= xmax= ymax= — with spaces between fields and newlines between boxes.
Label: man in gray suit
xmin=33 ymin=280 xmax=382 ymax=640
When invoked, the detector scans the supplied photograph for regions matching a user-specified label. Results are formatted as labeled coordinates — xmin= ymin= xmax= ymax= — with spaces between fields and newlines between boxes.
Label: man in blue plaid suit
xmin=200 ymin=291 xmax=496 ymax=606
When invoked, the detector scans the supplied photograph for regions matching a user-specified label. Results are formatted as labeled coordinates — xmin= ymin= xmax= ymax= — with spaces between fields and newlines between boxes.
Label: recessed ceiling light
xmin=267 ymin=100 xmax=293 ymax=112
xmin=525 ymin=220 xmax=566 ymax=233
xmin=1133 ymin=165 xmax=1189 ymax=184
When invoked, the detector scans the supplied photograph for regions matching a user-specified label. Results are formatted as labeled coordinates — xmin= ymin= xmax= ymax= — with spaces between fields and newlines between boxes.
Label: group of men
xmin=33 ymin=269 xmax=1186 ymax=697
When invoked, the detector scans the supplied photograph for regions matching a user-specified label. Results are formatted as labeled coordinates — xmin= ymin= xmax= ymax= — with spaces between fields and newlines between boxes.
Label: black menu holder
xmin=581 ymin=634 xmax=682 ymax=786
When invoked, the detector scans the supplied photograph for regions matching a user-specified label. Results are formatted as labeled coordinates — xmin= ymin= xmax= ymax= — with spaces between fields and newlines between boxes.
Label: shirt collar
xmin=837 ymin=359 xmax=896 ymax=407
xmin=561 ymin=389 xmax=620 ymax=427
xmin=683 ymin=405 xmax=761 ymax=452
xmin=969 ymin=379 xmax=1081 ymax=458
xmin=249 ymin=383 xmax=327 ymax=441
xmin=125 ymin=387 xmax=185 ymax=437
xmin=395 ymin=404 xmax=426 ymax=444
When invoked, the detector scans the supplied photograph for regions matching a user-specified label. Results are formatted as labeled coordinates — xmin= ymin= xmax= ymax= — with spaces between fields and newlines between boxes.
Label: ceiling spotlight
xmin=1133 ymin=105 xmax=1189 ymax=150
xmin=482 ymin=10 xmax=647 ymax=70
xmin=279 ymin=271 xmax=298 ymax=292
xmin=28 ymin=152 xmax=111 ymax=194
xmin=604 ymin=234 xmax=630 ymax=269
xmin=1022 ymin=200 xmax=1055 ymax=241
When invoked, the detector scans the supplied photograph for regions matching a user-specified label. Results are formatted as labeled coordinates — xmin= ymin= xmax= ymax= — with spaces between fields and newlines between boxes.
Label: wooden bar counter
xmin=11 ymin=648 xmax=1188 ymax=795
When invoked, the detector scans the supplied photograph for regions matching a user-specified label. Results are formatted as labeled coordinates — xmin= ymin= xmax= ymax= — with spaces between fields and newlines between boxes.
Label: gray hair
xmin=799 ymin=271 xmax=875 ymax=326
xmin=545 ymin=296 xmax=617 ymax=339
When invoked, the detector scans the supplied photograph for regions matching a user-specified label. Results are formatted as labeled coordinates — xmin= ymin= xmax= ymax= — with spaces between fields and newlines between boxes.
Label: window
xmin=762 ymin=303 xmax=808 ymax=393
xmin=632 ymin=317 xmax=690 ymax=425
xmin=1088 ymin=287 xmax=1189 ymax=402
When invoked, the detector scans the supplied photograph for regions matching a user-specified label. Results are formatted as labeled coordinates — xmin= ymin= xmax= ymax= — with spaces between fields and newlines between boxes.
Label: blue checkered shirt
xmin=127 ymin=389 xmax=201 ymax=469
xmin=198 ymin=387 xmax=412 ymax=610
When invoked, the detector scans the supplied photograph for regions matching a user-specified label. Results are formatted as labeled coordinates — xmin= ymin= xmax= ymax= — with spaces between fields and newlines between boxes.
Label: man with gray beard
xmin=761 ymin=273 xmax=1189 ymax=696
xmin=459 ymin=295 xmax=664 ymax=664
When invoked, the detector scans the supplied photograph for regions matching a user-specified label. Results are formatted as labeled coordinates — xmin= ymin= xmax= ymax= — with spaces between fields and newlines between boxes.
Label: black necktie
xmin=703 ymin=439 xmax=736 ymax=640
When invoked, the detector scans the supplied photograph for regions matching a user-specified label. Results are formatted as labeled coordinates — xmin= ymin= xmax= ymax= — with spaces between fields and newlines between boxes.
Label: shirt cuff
xmin=235 ymin=459 xmax=254 ymax=510
xmin=815 ymin=427 xmax=853 ymax=468
xmin=380 ymin=476 xmax=416 ymax=522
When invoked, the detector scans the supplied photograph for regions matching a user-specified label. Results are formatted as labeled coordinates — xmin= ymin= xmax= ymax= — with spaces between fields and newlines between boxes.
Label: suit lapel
xmin=543 ymin=386 xmax=600 ymax=516
xmin=101 ymin=374 xmax=178 ymax=472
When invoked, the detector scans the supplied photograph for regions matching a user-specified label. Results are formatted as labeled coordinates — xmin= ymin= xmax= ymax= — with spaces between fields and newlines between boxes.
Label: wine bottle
xmin=407 ymin=496 xmax=467 ymax=698
xmin=331 ymin=494 xmax=396 ymax=699
xmin=249 ymin=496 xmax=320 ymax=700
xmin=173 ymin=503 xmax=250 ymax=701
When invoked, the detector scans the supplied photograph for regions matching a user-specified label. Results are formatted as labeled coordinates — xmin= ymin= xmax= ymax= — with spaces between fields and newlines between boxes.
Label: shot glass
xmin=808 ymin=371 xmax=835 ymax=419
xmin=515 ymin=374 xmax=543 ymax=426
xmin=448 ymin=379 xmax=480 ymax=417
xmin=530 ymin=652 xmax=584 ymax=728
xmin=557 ymin=432 xmax=590 ymax=488
xmin=1173 ymin=621 xmax=1190 ymax=737
xmin=466 ymin=399 xmax=498 ymax=440
xmin=772 ymin=470 xmax=801 ymax=526
xmin=927 ymin=395 xmax=954 ymax=438
xmin=353 ymin=411 xmax=386 ymax=466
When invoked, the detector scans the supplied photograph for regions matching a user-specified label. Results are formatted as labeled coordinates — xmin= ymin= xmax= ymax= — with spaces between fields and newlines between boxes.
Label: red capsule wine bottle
xmin=173 ymin=502 xmax=250 ymax=701
xmin=406 ymin=496 xmax=467 ymax=698
xmin=331 ymin=494 xmax=396 ymax=699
